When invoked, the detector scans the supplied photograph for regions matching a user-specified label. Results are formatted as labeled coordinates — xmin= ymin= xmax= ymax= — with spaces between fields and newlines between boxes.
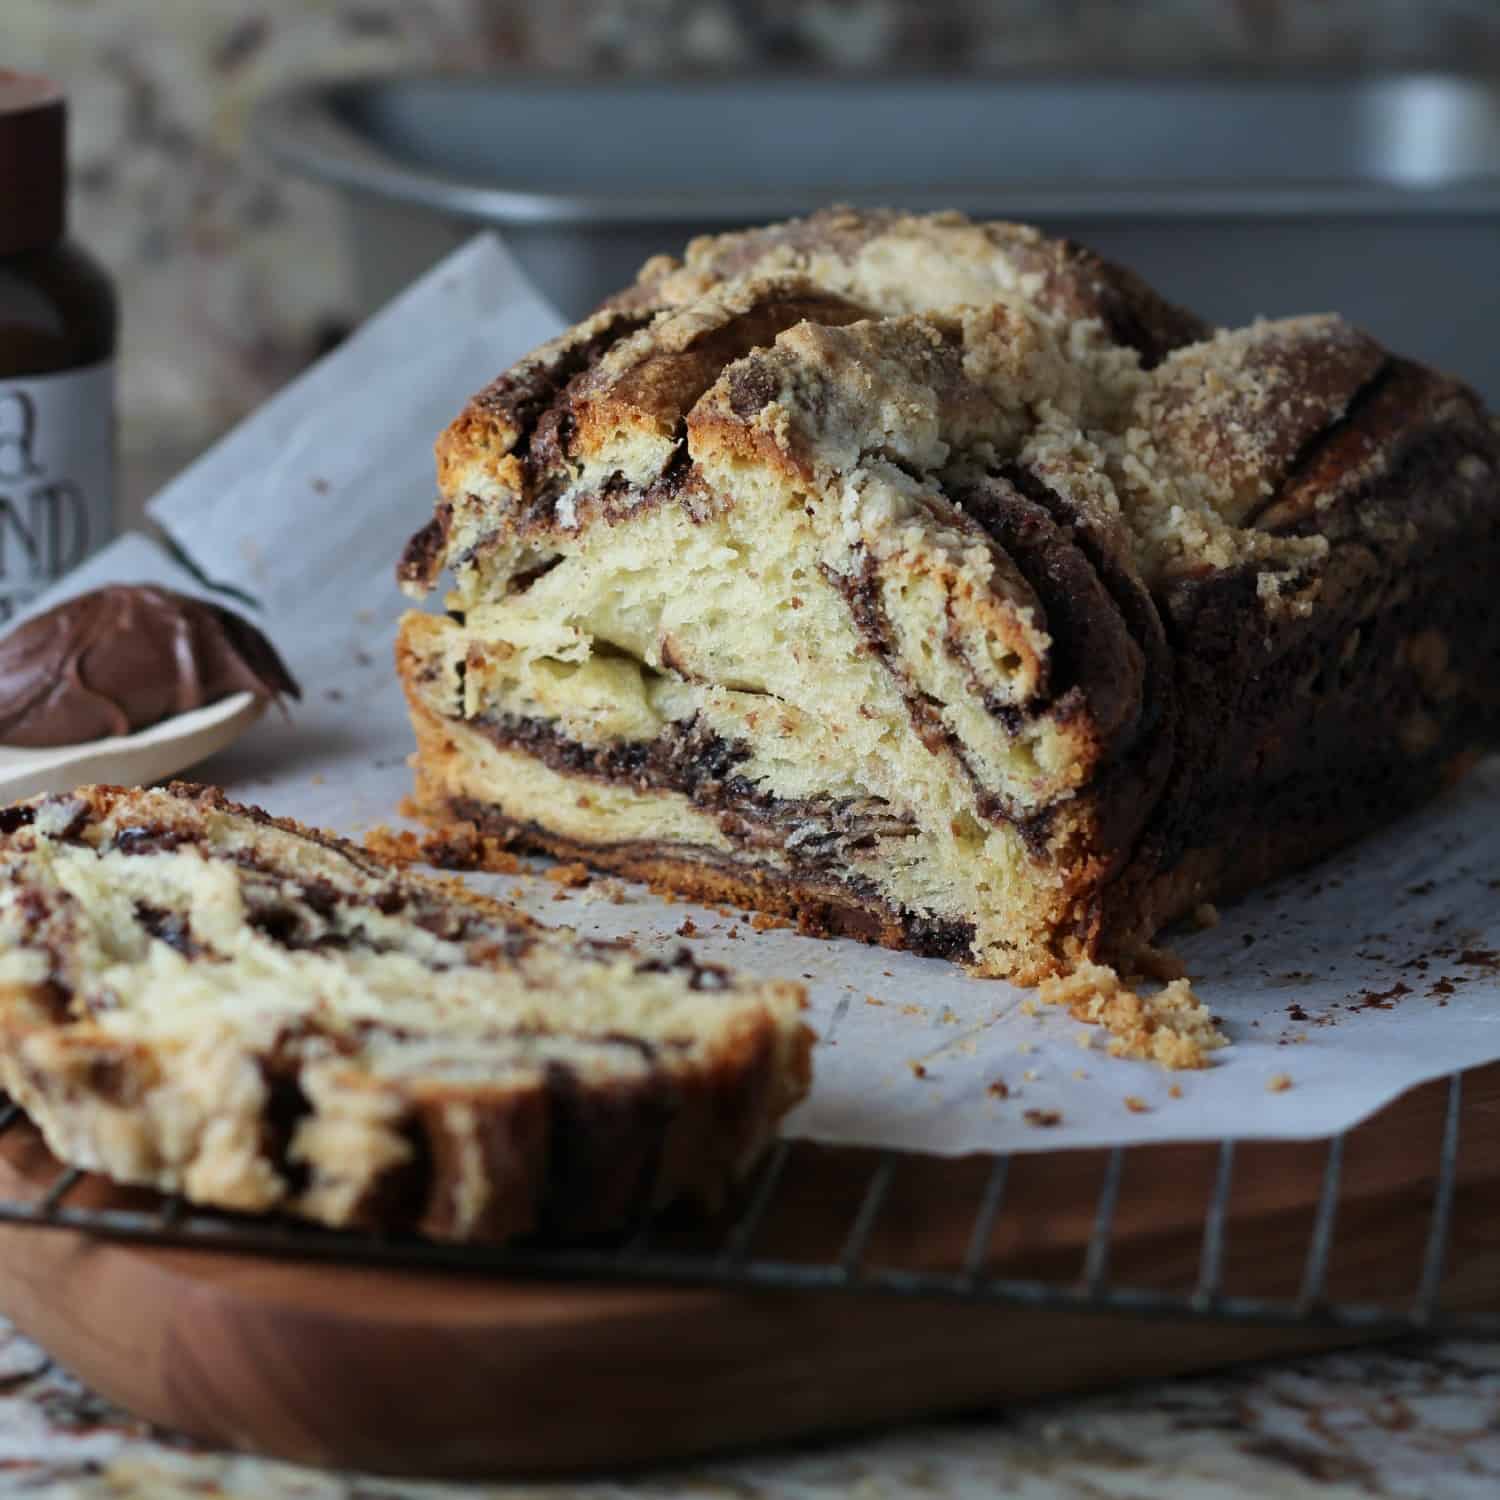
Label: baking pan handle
xmin=250 ymin=80 xmax=595 ymax=227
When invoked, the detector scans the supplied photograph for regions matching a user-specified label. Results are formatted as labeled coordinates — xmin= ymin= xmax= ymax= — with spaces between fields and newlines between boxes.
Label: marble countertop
xmin=1 ymin=1315 xmax=1498 ymax=1497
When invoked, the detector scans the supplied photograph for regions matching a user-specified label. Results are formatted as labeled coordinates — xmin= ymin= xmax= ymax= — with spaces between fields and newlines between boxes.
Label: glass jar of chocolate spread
xmin=0 ymin=71 xmax=116 ymax=623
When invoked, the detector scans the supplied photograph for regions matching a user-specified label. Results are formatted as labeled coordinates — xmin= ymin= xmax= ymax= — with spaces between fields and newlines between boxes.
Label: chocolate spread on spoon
xmin=0 ymin=584 xmax=300 ymax=748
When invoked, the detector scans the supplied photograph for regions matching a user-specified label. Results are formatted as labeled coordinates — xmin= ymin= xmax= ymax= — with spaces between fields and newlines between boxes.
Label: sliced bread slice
xmin=0 ymin=783 xmax=811 ymax=1242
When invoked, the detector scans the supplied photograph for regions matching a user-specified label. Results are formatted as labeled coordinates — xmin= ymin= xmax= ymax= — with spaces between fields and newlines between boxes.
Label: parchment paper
xmin=53 ymin=234 xmax=1500 ymax=1155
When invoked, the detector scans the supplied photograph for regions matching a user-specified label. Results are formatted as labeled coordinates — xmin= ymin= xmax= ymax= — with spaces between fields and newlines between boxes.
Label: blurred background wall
xmin=10 ymin=0 xmax=1500 ymax=504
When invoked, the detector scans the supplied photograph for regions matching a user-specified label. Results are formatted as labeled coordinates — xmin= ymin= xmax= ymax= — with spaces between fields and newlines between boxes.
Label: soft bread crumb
xmin=1037 ymin=960 xmax=1227 ymax=1070
xmin=1267 ymin=1072 xmax=1294 ymax=1093
xmin=577 ymin=877 xmax=630 ymax=907
xmin=1024 ymin=1108 xmax=1062 ymax=1128
xmin=368 ymin=819 xmax=523 ymax=874
xmin=545 ymin=861 xmax=591 ymax=888
xmin=1124 ymin=1095 xmax=1151 ymax=1113
xmin=362 ymin=826 xmax=422 ymax=865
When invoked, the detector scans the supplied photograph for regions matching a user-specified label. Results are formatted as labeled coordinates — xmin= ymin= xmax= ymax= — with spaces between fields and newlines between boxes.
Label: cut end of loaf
xmin=397 ymin=206 xmax=1500 ymax=986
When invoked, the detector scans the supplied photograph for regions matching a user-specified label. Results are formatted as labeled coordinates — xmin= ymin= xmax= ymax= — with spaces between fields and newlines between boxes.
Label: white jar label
xmin=0 ymin=360 xmax=115 ymax=623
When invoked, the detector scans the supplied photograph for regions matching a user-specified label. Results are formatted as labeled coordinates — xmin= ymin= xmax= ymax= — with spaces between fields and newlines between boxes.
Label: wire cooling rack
xmin=0 ymin=1071 xmax=1486 ymax=1336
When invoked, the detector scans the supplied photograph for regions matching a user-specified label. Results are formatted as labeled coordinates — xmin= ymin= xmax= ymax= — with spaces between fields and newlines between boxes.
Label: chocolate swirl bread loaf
xmin=0 ymin=784 xmax=810 ymax=1240
xmin=398 ymin=208 xmax=1500 ymax=983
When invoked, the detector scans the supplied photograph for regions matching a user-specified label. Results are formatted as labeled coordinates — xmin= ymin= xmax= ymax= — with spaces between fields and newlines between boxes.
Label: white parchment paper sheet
xmin=57 ymin=234 xmax=1500 ymax=1156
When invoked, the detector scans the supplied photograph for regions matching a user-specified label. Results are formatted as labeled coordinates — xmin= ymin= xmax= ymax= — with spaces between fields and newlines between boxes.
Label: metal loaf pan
xmin=253 ymin=73 xmax=1500 ymax=398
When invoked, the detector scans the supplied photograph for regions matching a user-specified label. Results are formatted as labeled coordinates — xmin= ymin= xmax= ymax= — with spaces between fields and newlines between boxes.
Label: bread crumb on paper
xmin=546 ymin=861 xmax=592 ymax=889
xmin=987 ymin=1079 xmax=1009 ymax=1098
xmin=367 ymin=820 xmax=523 ymax=874
xmin=1124 ymin=1095 xmax=1151 ymax=1114
xmin=1037 ymin=961 xmax=1226 ymax=1070
xmin=1267 ymin=1072 xmax=1294 ymax=1093
xmin=362 ymin=826 xmax=422 ymax=865
xmin=1023 ymin=1108 xmax=1063 ymax=1128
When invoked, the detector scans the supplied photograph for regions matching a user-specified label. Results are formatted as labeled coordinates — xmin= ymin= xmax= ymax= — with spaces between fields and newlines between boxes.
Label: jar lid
xmin=0 ymin=72 xmax=66 ymax=256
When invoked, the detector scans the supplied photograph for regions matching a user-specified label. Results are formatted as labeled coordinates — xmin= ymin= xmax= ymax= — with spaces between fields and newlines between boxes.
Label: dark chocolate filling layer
xmin=946 ymin=470 xmax=1142 ymax=747
xmin=398 ymin=310 xmax=656 ymax=588
xmin=446 ymin=795 xmax=979 ymax=967
xmin=471 ymin=708 xmax=923 ymax=874
xmin=822 ymin=556 xmax=1061 ymax=854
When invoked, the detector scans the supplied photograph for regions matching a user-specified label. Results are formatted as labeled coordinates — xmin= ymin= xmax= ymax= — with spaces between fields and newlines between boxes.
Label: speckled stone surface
xmin=2 ymin=1318 xmax=1500 ymax=1496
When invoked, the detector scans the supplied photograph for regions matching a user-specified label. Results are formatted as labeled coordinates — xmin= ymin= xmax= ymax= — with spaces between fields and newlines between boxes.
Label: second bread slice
xmin=0 ymin=783 xmax=812 ymax=1243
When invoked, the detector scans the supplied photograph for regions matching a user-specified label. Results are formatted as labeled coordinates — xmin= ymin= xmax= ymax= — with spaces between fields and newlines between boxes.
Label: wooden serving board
xmin=0 ymin=1065 xmax=1498 ymax=1479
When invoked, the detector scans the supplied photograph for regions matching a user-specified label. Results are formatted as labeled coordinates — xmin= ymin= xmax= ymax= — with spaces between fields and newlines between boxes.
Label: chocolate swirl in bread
xmin=397 ymin=208 xmax=1500 ymax=981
